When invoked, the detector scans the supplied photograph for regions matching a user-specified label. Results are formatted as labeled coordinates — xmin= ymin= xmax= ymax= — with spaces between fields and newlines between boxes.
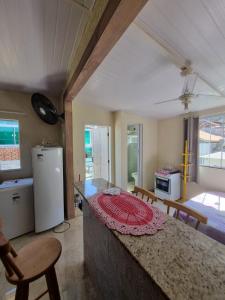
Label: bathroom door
xmin=127 ymin=124 xmax=143 ymax=191
xmin=84 ymin=125 xmax=111 ymax=181
xmin=92 ymin=126 xmax=110 ymax=181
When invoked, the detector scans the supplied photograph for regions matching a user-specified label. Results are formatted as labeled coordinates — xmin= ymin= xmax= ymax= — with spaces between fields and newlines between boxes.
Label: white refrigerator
xmin=32 ymin=146 xmax=64 ymax=232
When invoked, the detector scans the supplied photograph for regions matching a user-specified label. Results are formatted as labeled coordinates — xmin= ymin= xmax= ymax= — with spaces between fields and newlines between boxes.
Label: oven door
xmin=155 ymin=177 xmax=170 ymax=194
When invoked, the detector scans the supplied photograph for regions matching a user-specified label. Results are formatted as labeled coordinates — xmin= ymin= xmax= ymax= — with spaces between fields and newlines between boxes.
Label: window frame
xmin=0 ymin=118 xmax=22 ymax=172
xmin=198 ymin=113 xmax=225 ymax=170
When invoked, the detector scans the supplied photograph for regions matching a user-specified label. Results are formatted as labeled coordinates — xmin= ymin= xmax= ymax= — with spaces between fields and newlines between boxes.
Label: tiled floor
xmin=151 ymin=182 xmax=207 ymax=215
xmin=0 ymin=209 xmax=98 ymax=300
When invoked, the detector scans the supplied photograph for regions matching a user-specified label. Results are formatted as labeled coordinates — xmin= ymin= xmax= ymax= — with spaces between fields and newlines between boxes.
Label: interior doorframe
xmin=108 ymin=126 xmax=112 ymax=182
xmin=64 ymin=100 xmax=75 ymax=219
xmin=138 ymin=124 xmax=143 ymax=186
xmin=84 ymin=124 xmax=112 ymax=182
xmin=127 ymin=124 xmax=143 ymax=188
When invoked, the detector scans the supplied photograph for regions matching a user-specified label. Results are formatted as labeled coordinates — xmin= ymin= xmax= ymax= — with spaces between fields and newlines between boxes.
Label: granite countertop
xmin=75 ymin=179 xmax=225 ymax=300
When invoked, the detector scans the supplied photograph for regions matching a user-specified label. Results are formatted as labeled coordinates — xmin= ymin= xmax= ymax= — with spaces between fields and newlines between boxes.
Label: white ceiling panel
xmin=136 ymin=0 xmax=225 ymax=95
xmin=0 ymin=0 xmax=90 ymax=96
xmin=77 ymin=0 xmax=225 ymax=118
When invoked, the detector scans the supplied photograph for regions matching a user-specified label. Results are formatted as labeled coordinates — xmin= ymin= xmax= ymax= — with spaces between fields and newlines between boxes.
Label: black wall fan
xmin=31 ymin=93 xmax=64 ymax=125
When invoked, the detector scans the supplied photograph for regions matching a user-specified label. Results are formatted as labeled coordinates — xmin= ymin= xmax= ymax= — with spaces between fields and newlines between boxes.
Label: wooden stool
xmin=0 ymin=232 xmax=62 ymax=300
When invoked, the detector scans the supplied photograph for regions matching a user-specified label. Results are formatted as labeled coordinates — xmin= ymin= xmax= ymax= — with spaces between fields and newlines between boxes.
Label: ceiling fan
xmin=154 ymin=63 xmax=225 ymax=111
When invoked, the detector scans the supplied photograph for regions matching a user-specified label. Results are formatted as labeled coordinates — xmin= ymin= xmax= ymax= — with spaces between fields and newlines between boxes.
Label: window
xmin=0 ymin=120 xmax=21 ymax=170
xmin=199 ymin=114 xmax=225 ymax=168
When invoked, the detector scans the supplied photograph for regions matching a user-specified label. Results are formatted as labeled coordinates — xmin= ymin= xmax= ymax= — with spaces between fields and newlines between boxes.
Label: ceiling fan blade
xmin=154 ymin=98 xmax=180 ymax=105
xmin=194 ymin=94 xmax=225 ymax=99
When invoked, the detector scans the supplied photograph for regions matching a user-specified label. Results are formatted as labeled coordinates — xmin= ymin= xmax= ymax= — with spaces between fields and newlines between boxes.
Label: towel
xmin=103 ymin=187 xmax=121 ymax=196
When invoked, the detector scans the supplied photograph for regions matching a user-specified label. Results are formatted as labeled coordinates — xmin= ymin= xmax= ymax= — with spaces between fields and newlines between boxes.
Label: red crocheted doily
xmin=89 ymin=192 xmax=166 ymax=235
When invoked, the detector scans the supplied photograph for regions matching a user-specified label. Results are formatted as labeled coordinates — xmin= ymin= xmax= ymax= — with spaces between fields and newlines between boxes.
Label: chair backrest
xmin=163 ymin=199 xmax=208 ymax=230
xmin=0 ymin=231 xmax=24 ymax=279
xmin=132 ymin=186 xmax=157 ymax=203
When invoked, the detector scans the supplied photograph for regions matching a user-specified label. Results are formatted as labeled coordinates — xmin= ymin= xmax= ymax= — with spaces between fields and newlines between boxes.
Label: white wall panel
xmin=0 ymin=0 xmax=91 ymax=96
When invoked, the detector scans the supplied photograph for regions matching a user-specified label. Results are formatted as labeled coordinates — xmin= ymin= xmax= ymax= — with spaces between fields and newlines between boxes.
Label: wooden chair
xmin=0 ymin=231 xmax=62 ymax=300
xmin=163 ymin=199 xmax=208 ymax=230
xmin=132 ymin=186 xmax=158 ymax=204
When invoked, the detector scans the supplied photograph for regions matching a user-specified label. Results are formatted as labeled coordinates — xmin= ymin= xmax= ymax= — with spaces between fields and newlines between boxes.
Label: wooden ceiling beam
xmin=63 ymin=0 xmax=148 ymax=219
xmin=64 ymin=0 xmax=148 ymax=102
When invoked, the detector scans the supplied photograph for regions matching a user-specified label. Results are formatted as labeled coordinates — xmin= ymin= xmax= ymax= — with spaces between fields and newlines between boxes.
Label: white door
xmin=92 ymin=127 xmax=109 ymax=181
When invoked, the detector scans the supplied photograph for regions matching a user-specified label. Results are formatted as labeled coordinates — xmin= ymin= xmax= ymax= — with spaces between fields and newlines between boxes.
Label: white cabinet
xmin=0 ymin=178 xmax=34 ymax=239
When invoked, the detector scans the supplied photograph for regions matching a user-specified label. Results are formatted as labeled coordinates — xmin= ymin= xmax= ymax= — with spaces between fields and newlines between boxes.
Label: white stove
xmin=154 ymin=172 xmax=181 ymax=201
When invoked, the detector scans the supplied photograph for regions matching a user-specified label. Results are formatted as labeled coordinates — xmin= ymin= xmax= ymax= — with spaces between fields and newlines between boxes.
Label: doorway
xmin=127 ymin=124 xmax=143 ymax=191
xmin=84 ymin=125 xmax=111 ymax=181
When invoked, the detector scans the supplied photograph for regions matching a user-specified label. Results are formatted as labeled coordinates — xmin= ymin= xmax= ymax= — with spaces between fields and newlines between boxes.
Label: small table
xmin=182 ymin=191 xmax=225 ymax=245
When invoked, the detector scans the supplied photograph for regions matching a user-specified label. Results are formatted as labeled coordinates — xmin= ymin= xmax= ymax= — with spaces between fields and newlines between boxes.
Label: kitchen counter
xmin=75 ymin=179 xmax=225 ymax=300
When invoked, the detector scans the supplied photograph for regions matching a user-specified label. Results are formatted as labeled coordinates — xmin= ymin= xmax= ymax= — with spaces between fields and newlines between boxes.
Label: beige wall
xmin=198 ymin=167 xmax=225 ymax=192
xmin=114 ymin=111 xmax=158 ymax=190
xmin=157 ymin=116 xmax=183 ymax=169
xmin=0 ymin=91 xmax=61 ymax=181
xmin=114 ymin=111 xmax=123 ymax=188
xmin=72 ymin=102 xmax=115 ymax=182
xmin=157 ymin=106 xmax=225 ymax=192
xmin=72 ymin=104 xmax=158 ymax=189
